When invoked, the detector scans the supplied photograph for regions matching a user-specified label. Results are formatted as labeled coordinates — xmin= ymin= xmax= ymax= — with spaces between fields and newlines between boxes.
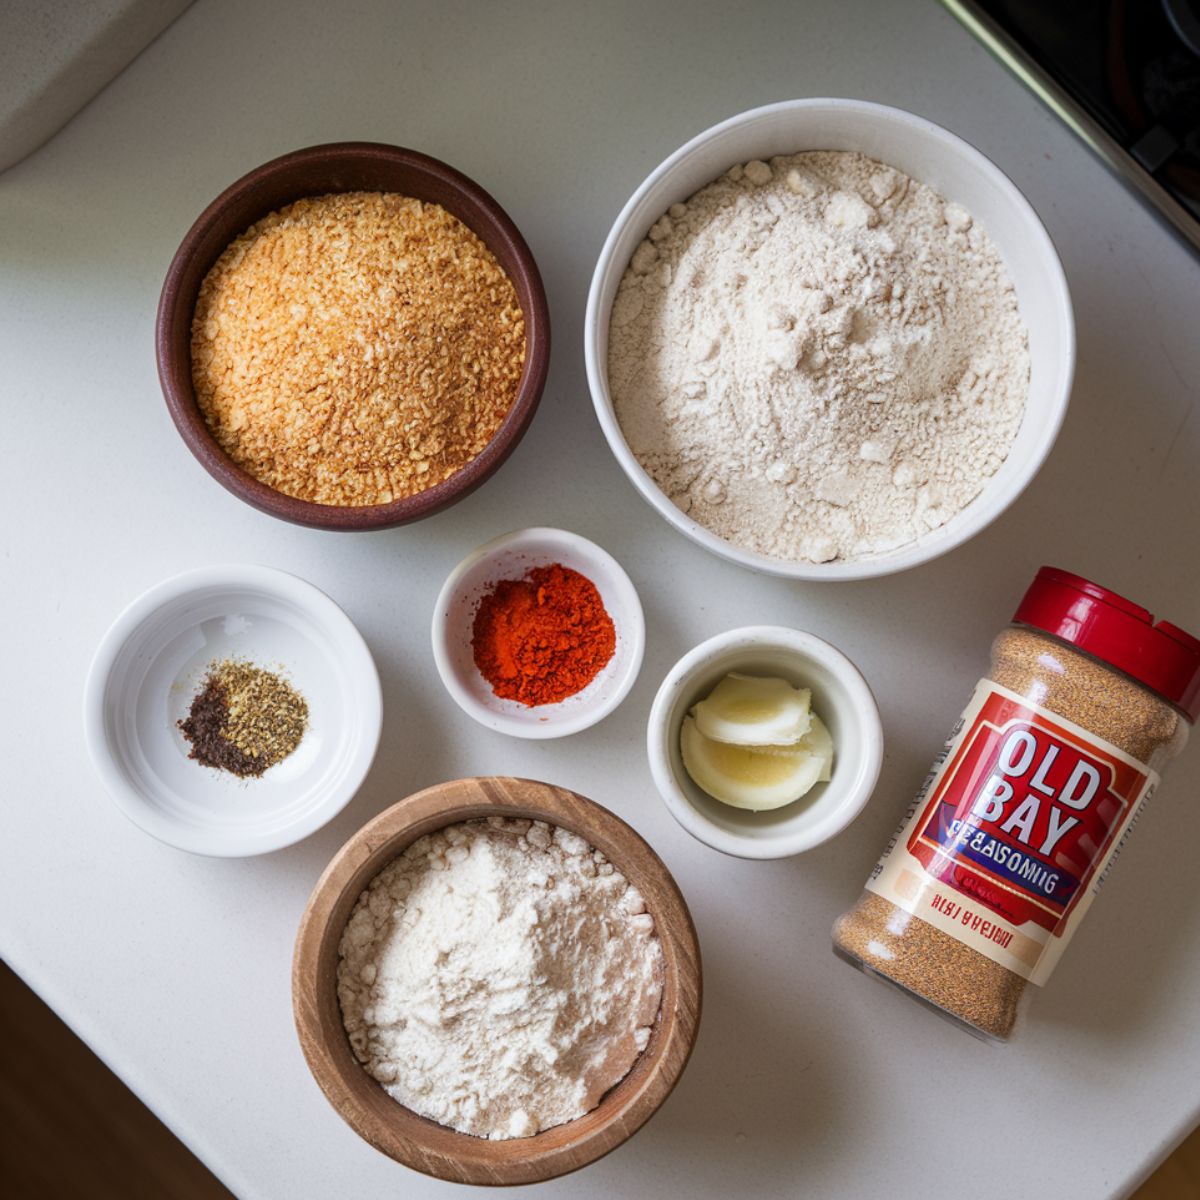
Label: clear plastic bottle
xmin=833 ymin=567 xmax=1199 ymax=1040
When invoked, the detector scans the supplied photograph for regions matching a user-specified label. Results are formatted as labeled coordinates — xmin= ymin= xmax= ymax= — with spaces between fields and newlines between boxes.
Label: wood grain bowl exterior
xmin=156 ymin=142 xmax=550 ymax=530
xmin=292 ymin=776 xmax=702 ymax=1186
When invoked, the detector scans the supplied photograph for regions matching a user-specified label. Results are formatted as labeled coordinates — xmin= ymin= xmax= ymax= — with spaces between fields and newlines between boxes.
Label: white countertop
xmin=3 ymin=1 xmax=1199 ymax=1197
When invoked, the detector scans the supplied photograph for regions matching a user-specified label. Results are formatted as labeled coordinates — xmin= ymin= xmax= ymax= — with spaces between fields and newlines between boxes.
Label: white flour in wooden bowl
xmin=607 ymin=150 xmax=1029 ymax=564
xmin=337 ymin=817 xmax=663 ymax=1140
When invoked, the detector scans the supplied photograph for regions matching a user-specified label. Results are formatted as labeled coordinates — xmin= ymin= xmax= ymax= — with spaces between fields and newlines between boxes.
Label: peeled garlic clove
xmin=680 ymin=717 xmax=826 ymax=811
xmin=692 ymin=671 xmax=812 ymax=746
xmin=752 ymin=715 xmax=834 ymax=780
xmin=803 ymin=715 xmax=834 ymax=782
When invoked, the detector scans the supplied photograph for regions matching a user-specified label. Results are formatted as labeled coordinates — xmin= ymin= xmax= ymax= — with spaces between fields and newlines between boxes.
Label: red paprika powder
xmin=471 ymin=563 xmax=616 ymax=706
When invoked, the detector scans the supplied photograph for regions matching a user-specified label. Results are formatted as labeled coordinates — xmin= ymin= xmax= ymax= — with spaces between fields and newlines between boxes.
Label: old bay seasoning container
xmin=833 ymin=567 xmax=1200 ymax=1041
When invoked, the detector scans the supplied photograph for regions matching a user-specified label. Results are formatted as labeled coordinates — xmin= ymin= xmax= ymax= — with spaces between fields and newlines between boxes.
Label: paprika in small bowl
xmin=431 ymin=528 xmax=645 ymax=739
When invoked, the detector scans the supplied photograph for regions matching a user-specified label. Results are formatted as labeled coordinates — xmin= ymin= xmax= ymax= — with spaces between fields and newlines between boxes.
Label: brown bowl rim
xmin=292 ymin=776 xmax=702 ymax=1186
xmin=155 ymin=142 xmax=551 ymax=531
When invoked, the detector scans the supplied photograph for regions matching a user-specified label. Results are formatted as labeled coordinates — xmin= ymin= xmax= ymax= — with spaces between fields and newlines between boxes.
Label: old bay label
xmin=866 ymin=680 xmax=1157 ymax=985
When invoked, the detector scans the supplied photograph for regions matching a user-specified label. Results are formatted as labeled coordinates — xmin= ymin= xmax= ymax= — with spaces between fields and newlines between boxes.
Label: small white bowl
xmin=84 ymin=565 xmax=382 ymax=856
xmin=431 ymin=528 xmax=645 ymax=739
xmin=585 ymin=98 xmax=1075 ymax=580
xmin=648 ymin=626 xmax=883 ymax=858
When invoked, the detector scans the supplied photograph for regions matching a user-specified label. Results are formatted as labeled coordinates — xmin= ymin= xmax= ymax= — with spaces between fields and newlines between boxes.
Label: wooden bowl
xmin=292 ymin=777 xmax=702 ymax=1185
xmin=156 ymin=142 xmax=550 ymax=531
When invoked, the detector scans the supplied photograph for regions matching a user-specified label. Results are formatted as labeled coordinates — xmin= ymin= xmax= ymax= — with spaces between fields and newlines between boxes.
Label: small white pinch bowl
xmin=84 ymin=565 xmax=382 ymax=856
xmin=585 ymin=97 xmax=1075 ymax=580
xmin=432 ymin=527 xmax=645 ymax=739
xmin=648 ymin=626 xmax=883 ymax=859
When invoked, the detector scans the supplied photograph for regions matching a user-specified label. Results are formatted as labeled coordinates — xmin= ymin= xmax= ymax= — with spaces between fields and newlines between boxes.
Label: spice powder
xmin=192 ymin=192 xmax=526 ymax=506
xmin=472 ymin=564 xmax=616 ymax=706
xmin=179 ymin=658 xmax=308 ymax=778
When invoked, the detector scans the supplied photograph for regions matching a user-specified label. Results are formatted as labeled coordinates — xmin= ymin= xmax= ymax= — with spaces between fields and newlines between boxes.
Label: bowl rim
xmin=583 ymin=96 xmax=1076 ymax=580
xmin=291 ymin=776 xmax=702 ymax=1185
xmin=156 ymin=141 xmax=551 ymax=531
xmin=647 ymin=625 xmax=884 ymax=859
xmin=430 ymin=527 xmax=646 ymax=739
xmin=82 ymin=563 xmax=382 ymax=856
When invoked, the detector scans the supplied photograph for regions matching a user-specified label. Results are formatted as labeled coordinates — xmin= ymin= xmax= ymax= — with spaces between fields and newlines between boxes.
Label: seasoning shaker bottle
xmin=833 ymin=567 xmax=1200 ymax=1041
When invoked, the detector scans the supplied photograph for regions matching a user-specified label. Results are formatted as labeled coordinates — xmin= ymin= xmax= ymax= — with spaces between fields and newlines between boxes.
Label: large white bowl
xmin=84 ymin=565 xmax=382 ymax=856
xmin=584 ymin=98 xmax=1075 ymax=580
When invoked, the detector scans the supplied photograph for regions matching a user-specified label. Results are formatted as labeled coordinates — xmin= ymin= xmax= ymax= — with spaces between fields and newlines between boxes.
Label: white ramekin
xmin=648 ymin=626 xmax=883 ymax=859
xmin=585 ymin=98 xmax=1075 ymax=581
xmin=431 ymin=527 xmax=645 ymax=739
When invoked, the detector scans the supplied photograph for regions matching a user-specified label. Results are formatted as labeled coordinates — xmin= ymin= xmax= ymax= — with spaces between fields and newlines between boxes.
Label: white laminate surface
xmin=3 ymin=2 xmax=1199 ymax=1198
xmin=0 ymin=0 xmax=193 ymax=173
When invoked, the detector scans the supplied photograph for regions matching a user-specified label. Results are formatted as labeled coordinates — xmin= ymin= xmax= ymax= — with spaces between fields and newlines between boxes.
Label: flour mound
xmin=608 ymin=151 xmax=1029 ymax=563
xmin=337 ymin=818 xmax=663 ymax=1140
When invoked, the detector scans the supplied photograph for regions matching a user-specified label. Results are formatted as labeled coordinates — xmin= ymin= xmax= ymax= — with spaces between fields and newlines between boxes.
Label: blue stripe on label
xmin=932 ymin=805 xmax=1079 ymax=909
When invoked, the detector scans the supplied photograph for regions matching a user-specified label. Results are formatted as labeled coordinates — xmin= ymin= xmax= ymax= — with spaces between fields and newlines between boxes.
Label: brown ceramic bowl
xmin=156 ymin=143 xmax=550 ymax=530
xmin=292 ymin=777 xmax=702 ymax=1186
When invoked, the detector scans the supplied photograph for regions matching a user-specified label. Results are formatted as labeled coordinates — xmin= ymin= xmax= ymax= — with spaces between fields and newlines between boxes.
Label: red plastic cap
xmin=1013 ymin=567 xmax=1200 ymax=723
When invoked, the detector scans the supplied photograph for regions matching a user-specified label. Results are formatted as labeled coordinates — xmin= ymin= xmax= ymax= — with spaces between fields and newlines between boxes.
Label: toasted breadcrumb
xmin=191 ymin=192 xmax=525 ymax=506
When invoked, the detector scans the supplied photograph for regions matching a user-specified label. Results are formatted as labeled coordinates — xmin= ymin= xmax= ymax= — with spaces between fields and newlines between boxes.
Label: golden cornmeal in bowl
xmin=191 ymin=192 xmax=526 ymax=506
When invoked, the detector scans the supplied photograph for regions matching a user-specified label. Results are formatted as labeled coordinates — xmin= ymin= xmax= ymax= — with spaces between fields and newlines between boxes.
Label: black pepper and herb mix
xmin=834 ymin=567 xmax=1200 ymax=1041
xmin=179 ymin=658 xmax=308 ymax=779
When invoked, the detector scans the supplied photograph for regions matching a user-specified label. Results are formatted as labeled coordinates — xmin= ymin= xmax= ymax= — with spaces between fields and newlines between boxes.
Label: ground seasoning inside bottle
xmin=471 ymin=563 xmax=616 ymax=706
xmin=179 ymin=658 xmax=309 ymax=778
xmin=833 ymin=568 xmax=1199 ymax=1041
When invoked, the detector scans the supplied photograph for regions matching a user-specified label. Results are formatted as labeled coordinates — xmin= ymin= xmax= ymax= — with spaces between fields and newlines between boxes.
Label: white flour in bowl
xmin=607 ymin=150 xmax=1029 ymax=563
xmin=337 ymin=817 xmax=663 ymax=1140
